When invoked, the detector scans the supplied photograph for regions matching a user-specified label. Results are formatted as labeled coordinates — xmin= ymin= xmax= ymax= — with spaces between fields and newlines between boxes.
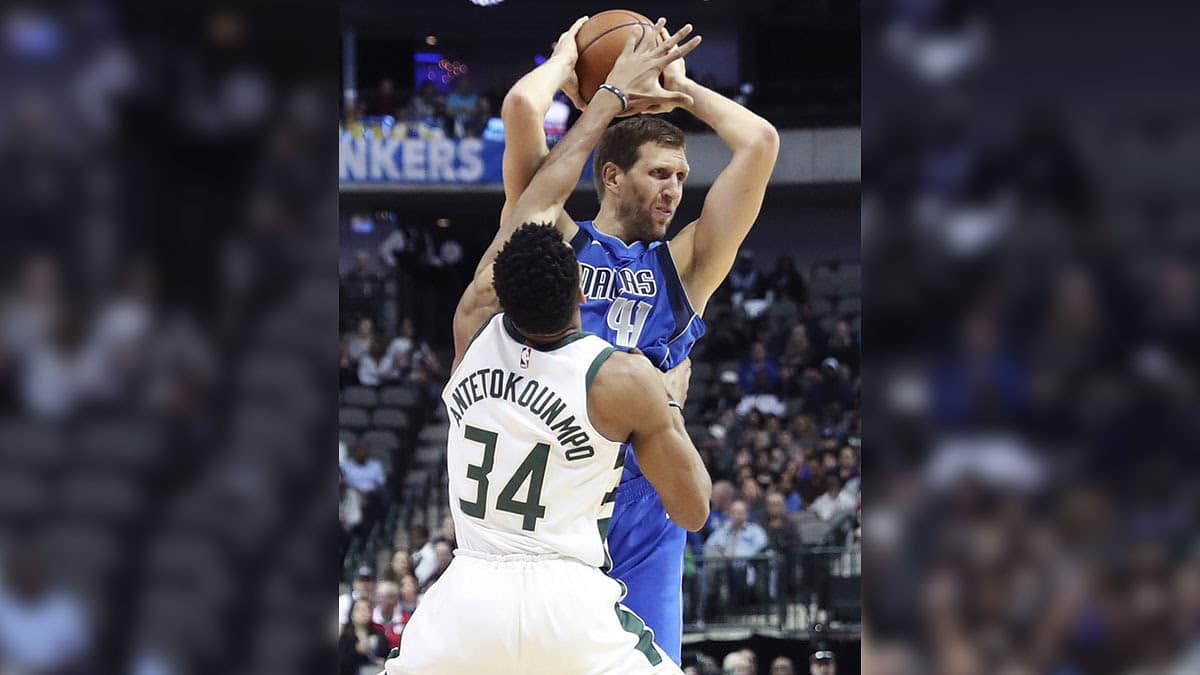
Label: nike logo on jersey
xmin=578 ymin=262 xmax=658 ymax=301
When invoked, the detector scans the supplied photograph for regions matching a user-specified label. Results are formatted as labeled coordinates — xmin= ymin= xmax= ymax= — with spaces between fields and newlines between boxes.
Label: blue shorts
xmin=607 ymin=474 xmax=687 ymax=665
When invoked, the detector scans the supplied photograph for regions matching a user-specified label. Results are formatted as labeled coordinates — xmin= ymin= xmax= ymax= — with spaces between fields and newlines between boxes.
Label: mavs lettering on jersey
xmin=570 ymin=221 xmax=706 ymax=371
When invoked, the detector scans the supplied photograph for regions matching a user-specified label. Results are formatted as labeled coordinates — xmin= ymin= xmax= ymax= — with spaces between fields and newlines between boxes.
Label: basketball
xmin=574 ymin=10 xmax=657 ymax=103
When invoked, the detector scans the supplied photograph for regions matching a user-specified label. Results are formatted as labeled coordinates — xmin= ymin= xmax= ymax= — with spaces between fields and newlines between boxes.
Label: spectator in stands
xmin=736 ymin=371 xmax=787 ymax=417
xmin=839 ymin=446 xmax=861 ymax=496
xmin=365 ymin=77 xmax=404 ymax=118
xmin=739 ymin=476 xmax=767 ymax=523
xmin=410 ymin=525 xmax=438 ymax=585
xmin=0 ymin=539 xmax=92 ymax=673
xmin=337 ymin=597 xmax=389 ymax=675
xmin=739 ymin=342 xmax=781 ymax=393
xmin=338 ymin=469 xmax=362 ymax=558
xmin=357 ymin=336 xmax=394 ymax=386
xmin=704 ymin=500 xmax=768 ymax=605
xmin=373 ymin=581 xmax=405 ymax=649
xmin=398 ymin=574 xmax=420 ymax=620
xmin=420 ymin=540 xmax=453 ymax=592
xmin=341 ymin=250 xmax=382 ymax=330
xmin=705 ymin=370 xmax=744 ymax=420
xmin=729 ymin=251 xmax=770 ymax=317
xmin=338 ymin=566 xmax=377 ymax=626
xmin=347 ymin=317 xmax=373 ymax=363
xmin=338 ymin=335 xmax=356 ymax=387
xmin=770 ymin=255 xmax=808 ymax=304
xmin=384 ymin=317 xmax=417 ymax=378
xmin=722 ymin=650 xmax=754 ymax=675
xmin=825 ymin=320 xmax=859 ymax=374
xmin=408 ymin=81 xmax=445 ymax=127
xmin=340 ymin=443 xmax=387 ymax=532
xmin=771 ymin=656 xmax=797 ymax=675
xmin=779 ymin=325 xmax=818 ymax=392
xmin=809 ymin=472 xmax=857 ymax=523
xmin=739 ymin=650 xmax=758 ymax=674
xmin=445 ymin=76 xmax=483 ymax=138
xmin=381 ymin=549 xmax=412 ymax=584
xmin=764 ymin=491 xmax=799 ymax=556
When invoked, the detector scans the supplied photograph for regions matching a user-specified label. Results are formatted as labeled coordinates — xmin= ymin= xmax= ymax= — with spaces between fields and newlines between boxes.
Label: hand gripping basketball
xmin=601 ymin=18 xmax=701 ymax=116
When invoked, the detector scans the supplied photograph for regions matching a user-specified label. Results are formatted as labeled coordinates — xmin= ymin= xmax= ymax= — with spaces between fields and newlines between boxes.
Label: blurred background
xmin=336 ymin=1 xmax=860 ymax=672
xmin=0 ymin=2 xmax=337 ymax=675
xmin=863 ymin=1 xmax=1200 ymax=673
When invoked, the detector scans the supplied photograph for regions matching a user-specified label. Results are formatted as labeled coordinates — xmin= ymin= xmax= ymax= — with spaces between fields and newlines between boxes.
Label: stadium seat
xmin=360 ymin=430 xmax=400 ymax=457
xmin=415 ymin=445 xmax=443 ymax=466
xmin=77 ymin=419 xmax=161 ymax=474
xmin=809 ymin=296 xmax=834 ymax=316
xmin=339 ymin=407 xmax=370 ymax=430
xmin=341 ymin=386 xmax=378 ymax=408
xmin=372 ymin=408 xmax=409 ymax=431
xmin=419 ymin=424 xmax=450 ymax=444
xmin=0 ymin=419 xmax=65 ymax=470
xmin=380 ymin=386 xmax=419 ymax=409
xmin=0 ymin=471 xmax=47 ymax=521
xmin=60 ymin=473 xmax=143 ymax=525
xmin=836 ymin=297 xmax=861 ymax=316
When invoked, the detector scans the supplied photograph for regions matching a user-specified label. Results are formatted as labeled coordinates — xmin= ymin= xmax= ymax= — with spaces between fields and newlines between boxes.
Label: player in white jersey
xmin=385 ymin=21 xmax=707 ymax=675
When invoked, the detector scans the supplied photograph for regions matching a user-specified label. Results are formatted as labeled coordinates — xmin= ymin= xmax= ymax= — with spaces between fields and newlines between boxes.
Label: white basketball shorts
xmin=384 ymin=550 xmax=681 ymax=675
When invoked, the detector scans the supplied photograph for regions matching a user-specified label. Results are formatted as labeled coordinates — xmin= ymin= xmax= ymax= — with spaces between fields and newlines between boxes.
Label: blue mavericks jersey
xmin=570 ymin=220 xmax=706 ymax=482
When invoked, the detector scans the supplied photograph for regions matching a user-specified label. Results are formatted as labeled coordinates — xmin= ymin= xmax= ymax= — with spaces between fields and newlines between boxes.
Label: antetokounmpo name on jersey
xmin=445 ymin=368 xmax=596 ymax=461
xmin=578 ymin=263 xmax=658 ymax=301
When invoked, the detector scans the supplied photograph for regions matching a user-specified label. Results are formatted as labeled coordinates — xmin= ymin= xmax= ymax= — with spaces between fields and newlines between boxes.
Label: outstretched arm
xmin=664 ymin=38 xmax=779 ymax=314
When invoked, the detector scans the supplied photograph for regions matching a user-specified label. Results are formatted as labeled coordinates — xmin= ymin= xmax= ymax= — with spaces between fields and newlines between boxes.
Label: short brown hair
xmin=592 ymin=116 xmax=686 ymax=199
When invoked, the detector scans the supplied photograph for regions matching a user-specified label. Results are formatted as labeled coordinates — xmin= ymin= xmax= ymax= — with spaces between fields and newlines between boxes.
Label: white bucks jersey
xmin=442 ymin=313 xmax=624 ymax=568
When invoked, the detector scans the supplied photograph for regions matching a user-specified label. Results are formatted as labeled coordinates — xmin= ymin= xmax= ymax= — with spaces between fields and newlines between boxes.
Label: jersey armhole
xmin=569 ymin=225 xmax=592 ymax=254
xmin=584 ymin=346 xmax=625 ymax=444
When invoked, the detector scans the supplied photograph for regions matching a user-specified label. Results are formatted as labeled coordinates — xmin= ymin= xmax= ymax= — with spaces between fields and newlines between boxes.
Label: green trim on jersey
xmin=467 ymin=313 xmax=496 ymax=348
xmin=501 ymin=314 xmax=591 ymax=352
xmin=614 ymin=603 xmax=663 ymax=666
xmin=585 ymin=346 xmax=616 ymax=391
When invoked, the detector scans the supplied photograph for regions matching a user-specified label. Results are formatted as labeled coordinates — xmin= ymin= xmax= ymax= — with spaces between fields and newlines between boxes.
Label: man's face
xmin=810 ymin=660 xmax=835 ymax=675
xmin=729 ymin=501 xmax=748 ymax=528
xmin=770 ymin=658 xmax=796 ymax=675
xmin=353 ymin=578 xmax=374 ymax=597
xmin=611 ymin=142 xmax=689 ymax=242
xmin=377 ymin=588 xmax=399 ymax=609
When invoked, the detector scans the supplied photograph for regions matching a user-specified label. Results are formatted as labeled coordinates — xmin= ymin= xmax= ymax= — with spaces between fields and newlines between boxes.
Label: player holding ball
xmin=499 ymin=10 xmax=780 ymax=667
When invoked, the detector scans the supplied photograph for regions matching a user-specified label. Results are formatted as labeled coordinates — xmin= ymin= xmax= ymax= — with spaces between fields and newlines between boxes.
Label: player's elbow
xmin=755 ymin=123 xmax=780 ymax=155
xmin=672 ymin=501 xmax=710 ymax=533
xmin=501 ymin=91 xmax=536 ymax=121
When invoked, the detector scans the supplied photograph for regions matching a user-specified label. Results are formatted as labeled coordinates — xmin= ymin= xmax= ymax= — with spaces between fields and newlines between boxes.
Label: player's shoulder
xmin=591 ymin=350 xmax=658 ymax=396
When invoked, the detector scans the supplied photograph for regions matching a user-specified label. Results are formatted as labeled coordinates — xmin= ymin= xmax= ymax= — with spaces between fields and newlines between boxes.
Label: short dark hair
xmin=492 ymin=223 xmax=579 ymax=336
xmin=592 ymin=116 xmax=686 ymax=199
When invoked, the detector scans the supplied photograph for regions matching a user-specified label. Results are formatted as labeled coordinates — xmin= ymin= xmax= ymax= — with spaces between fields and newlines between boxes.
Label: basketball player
xmin=384 ymin=22 xmax=708 ymax=675
xmin=499 ymin=17 xmax=780 ymax=664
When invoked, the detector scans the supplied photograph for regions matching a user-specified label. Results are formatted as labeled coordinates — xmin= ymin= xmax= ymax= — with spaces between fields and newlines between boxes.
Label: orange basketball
xmin=574 ymin=10 xmax=657 ymax=103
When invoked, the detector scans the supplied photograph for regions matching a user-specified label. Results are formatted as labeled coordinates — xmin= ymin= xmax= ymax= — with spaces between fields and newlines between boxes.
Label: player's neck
xmin=593 ymin=202 xmax=640 ymax=245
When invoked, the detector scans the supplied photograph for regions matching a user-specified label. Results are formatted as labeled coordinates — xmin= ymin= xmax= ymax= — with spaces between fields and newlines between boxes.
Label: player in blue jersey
xmin=498 ymin=18 xmax=779 ymax=664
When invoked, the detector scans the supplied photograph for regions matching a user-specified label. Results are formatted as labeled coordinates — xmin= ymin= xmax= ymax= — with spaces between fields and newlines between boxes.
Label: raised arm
xmin=589 ymin=352 xmax=710 ymax=530
xmin=499 ymin=16 xmax=588 ymax=225
xmin=453 ymin=23 xmax=701 ymax=368
xmin=663 ymin=36 xmax=780 ymax=313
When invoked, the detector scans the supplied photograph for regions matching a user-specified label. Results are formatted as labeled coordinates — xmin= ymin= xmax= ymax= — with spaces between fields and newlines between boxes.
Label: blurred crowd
xmin=342 ymin=77 xmax=492 ymax=141
xmin=864 ymin=1 xmax=1200 ymax=673
xmin=0 ymin=2 xmax=336 ymax=674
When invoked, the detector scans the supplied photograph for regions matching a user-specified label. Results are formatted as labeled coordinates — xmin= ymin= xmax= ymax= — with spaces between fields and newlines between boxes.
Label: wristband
xmin=596 ymin=83 xmax=629 ymax=112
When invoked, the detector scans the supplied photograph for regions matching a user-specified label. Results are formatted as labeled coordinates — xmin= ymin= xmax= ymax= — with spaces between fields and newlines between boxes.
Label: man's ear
xmin=602 ymin=162 xmax=622 ymax=194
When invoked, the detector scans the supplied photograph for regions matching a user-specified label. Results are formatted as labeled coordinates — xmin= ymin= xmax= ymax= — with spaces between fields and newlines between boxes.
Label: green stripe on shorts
xmin=614 ymin=603 xmax=662 ymax=666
